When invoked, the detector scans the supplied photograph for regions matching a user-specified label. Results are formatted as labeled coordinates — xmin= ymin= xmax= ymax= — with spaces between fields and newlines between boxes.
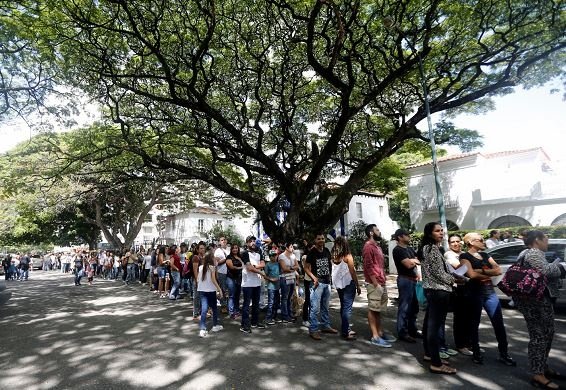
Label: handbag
xmin=497 ymin=257 xmax=547 ymax=300
xmin=415 ymin=281 xmax=427 ymax=307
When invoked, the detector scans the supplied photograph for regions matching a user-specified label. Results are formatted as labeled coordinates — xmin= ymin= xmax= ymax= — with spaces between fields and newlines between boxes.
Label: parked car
xmin=486 ymin=239 xmax=566 ymax=306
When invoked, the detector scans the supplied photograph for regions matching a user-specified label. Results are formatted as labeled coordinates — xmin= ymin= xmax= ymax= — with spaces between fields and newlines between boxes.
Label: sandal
xmin=429 ymin=365 xmax=457 ymax=375
xmin=545 ymin=369 xmax=564 ymax=381
xmin=530 ymin=378 xmax=559 ymax=389
xmin=423 ymin=356 xmax=450 ymax=365
xmin=342 ymin=334 xmax=357 ymax=341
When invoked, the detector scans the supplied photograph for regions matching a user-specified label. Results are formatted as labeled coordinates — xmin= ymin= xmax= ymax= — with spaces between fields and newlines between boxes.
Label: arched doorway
xmin=446 ymin=220 xmax=459 ymax=231
xmin=551 ymin=213 xmax=566 ymax=226
xmin=488 ymin=215 xmax=532 ymax=229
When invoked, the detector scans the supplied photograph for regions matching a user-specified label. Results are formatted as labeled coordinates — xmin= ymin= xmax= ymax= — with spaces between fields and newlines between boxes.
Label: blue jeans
xmin=126 ymin=264 xmax=136 ymax=283
xmin=241 ymin=286 xmax=261 ymax=328
xmin=481 ymin=287 xmax=509 ymax=355
xmin=266 ymin=288 xmax=280 ymax=321
xmin=199 ymin=291 xmax=219 ymax=330
xmin=186 ymin=277 xmax=194 ymax=298
xmin=74 ymin=268 xmax=83 ymax=285
xmin=193 ymin=281 xmax=201 ymax=318
xmin=169 ymin=271 xmax=181 ymax=299
xmin=20 ymin=269 xmax=29 ymax=280
xmin=217 ymin=273 xmax=228 ymax=308
xmin=226 ymin=277 xmax=241 ymax=315
xmin=309 ymin=282 xmax=331 ymax=333
xmin=280 ymin=278 xmax=295 ymax=320
xmin=423 ymin=289 xmax=451 ymax=366
xmin=396 ymin=276 xmax=419 ymax=338
xmin=337 ymin=280 xmax=356 ymax=337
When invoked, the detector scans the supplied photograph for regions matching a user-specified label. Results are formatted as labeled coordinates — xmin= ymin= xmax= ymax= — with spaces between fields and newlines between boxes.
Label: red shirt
xmin=171 ymin=254 xmax=181 ymax=272
xmin=362 ymin=240 xmax=386 ymax=286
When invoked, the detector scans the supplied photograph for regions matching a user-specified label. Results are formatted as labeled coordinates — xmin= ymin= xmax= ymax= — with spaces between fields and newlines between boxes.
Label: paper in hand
xmin=447 ymin=262 xmax=468 ymax=277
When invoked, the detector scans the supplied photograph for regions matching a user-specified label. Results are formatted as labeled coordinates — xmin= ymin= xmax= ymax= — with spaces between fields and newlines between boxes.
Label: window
xmin=143 ymin=226 xmax=153 ymax=234
xmin=144 ymin=214 xmax=153 ymax=223
xmin=356 ymin=202 xmax=363 ymax=219
xmin=217 ymin=220 xmax=223 ymax=228
xmin=197 ymin=219 xmax=204 ymax=232
xmin=379 ymin=206 xmax=383 ymax=217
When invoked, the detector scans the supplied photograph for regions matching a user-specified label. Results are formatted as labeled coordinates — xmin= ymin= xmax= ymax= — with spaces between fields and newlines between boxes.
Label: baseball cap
xmin=246 ymin=235 xmax=256 ymax=243
xmin=394 ymin=229 xmax=410 ymax=240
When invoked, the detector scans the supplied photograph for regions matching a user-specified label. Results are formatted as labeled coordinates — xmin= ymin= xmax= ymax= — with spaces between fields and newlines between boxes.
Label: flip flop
xmin=429 ymin=365 xmax=457 ymax=375
xmin=531 ymin=378 xmax=559 ymax=389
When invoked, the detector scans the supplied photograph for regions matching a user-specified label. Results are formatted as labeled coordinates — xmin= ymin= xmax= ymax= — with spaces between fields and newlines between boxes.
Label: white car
xmin=486 ymin=239 xmax=566 ymax=306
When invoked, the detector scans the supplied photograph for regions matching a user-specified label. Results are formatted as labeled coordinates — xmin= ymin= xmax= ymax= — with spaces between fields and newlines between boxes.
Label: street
xmin=1 ymin=271 xmax=565 ymax=390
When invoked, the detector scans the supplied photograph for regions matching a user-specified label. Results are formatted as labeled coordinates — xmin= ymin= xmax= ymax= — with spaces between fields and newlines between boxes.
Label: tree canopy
xmin=3 ymin=0 xmax=564 ymax=242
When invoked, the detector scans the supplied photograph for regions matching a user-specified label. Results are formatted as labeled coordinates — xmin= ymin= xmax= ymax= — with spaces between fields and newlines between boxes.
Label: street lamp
xmin=384 ymin=18 xmax=448 ymax=247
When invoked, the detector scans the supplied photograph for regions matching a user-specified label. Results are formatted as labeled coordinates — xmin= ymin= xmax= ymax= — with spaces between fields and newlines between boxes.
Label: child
xmin=197 ymin=251 xmax=224 ymax=337
xmin=264 ymin=250 xmax=281 ymax=325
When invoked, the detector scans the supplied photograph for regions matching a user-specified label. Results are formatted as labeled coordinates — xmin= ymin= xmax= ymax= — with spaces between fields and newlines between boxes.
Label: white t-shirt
xmin=143 ymin=254 xmax=152 ymax=269
xmin=214 ymin=247 xmax=229 ymax=274
xmin=332 ymin=259 xmax=352 ymax=289
xmin=197 ymin=265 xmax=217 ymax=292
xmin=279 ymin=252 xmax=296 ymax=278
xmin=241 ymin=251 xmax=262 ymax=288
xmin=485 ymin=238 xmax=500 ymax=249
xmin=444 ymin=250 xmax=461 ymax=268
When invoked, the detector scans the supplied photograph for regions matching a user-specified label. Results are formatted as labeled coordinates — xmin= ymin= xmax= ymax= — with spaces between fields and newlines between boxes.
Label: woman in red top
xmin=168 ymin=245 xmax=182 ymax=300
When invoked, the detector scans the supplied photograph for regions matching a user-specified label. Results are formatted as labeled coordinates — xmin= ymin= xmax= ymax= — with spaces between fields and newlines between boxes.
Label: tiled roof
xmin=405 ymin=147 xmax=547 ymax=169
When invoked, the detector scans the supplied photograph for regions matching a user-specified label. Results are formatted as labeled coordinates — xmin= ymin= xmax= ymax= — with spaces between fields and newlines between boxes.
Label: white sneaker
xmin=302 ymin=321 xmax=310 ymax=328
xmin=199 ymin=329 xmax=208 ymax=338
xmin=211 ymin=325 xmax=224 ymax=332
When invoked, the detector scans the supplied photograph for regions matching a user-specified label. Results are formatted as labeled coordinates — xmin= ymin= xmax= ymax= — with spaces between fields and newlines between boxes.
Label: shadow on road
xmin=0 ymin=272 xmax=565 ymax=389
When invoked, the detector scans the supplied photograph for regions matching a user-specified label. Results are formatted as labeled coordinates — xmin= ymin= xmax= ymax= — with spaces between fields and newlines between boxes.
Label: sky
xmin=1 ymin=83 xmax=564 ymax=161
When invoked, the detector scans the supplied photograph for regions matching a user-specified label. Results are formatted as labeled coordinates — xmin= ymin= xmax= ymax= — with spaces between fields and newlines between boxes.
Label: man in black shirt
xmin=304 ymin=233 xmax=338 ymax=340
xmin=392 ymin=229 xmax=421 ymax=343
xmin=19 ymin=254 xmax=31 ymax=281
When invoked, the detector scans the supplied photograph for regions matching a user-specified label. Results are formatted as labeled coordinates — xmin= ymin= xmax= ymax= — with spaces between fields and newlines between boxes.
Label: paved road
xmin=1 ymin=271 xmax=565 ymax=389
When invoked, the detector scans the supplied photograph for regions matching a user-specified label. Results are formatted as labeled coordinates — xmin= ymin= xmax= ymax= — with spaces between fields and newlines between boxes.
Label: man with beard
xmin=304 ymin=233 xmax=338 ymax=340
xmin=240 ymin=236 xmax=266 ymax=334
xmin=392 ymin=229 xmax=422 ymax=343
xmin=362 ymin=224 xmax=396 ymax=348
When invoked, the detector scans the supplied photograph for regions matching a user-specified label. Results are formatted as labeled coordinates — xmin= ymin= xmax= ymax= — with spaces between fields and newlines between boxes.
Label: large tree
xmin=6 ymin=0 xmax=565 ymax=241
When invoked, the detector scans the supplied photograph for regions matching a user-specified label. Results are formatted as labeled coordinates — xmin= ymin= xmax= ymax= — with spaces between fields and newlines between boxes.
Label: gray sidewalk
xmin=0 ymin=271 xmax=564 ymax=389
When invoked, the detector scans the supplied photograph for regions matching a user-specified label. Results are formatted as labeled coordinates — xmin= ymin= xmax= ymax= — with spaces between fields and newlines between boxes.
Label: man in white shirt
xmin=485 ymin=230 xmax=501 ymax=249
xmin=214 ymin=236 xmax=230 ymax=313
xmin=240 ymin=235 xmax=266 ymax=333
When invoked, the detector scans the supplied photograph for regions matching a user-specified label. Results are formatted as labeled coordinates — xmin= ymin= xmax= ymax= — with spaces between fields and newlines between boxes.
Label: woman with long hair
xmin=226 ymin=243 xmax=244 ymax=319
xmin=418 ymin=222 xmax=457 ymax=375
xmin=514 ymin=231 xmax=566 ymax=389
xmin=331 ymin=236 xmax=361 ymax=340
xmin=156 ymin=246 xmax=167 ymax=298
xmin=279 ymin=242 xmax=300 ymax=322
xmin=197 ymin=251 xmax=224 ymax=337
xmin=460 ymin=232 xmax=515 ymax=366
xmin=192 ymin=242 xmax=206 ymax=320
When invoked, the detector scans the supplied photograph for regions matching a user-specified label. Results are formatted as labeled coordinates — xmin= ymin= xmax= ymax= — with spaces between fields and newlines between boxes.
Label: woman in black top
xmin=226 ymin=243 xmax=244 ymax=319
xmin=460 ymin=232 xmax=515 ymax=366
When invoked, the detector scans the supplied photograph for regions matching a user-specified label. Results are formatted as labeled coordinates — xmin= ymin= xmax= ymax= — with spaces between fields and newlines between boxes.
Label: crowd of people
xmin=3 ymin=224 xmax=565 ymax=389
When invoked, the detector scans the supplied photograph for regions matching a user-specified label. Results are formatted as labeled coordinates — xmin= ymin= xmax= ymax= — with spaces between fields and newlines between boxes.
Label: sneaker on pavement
xmin=256 ymin=322 xmax=267 ymax=329
xmin=441 ymin=347 xmax=458 ymax=356
xmin=239 ymin=326 xmax=252 ymax=334
xmin=321 ymin=327 xmax=338 ymax=334
xmin=458 ymin=348 xmax=473 ymax=356
xmin=266 ymin=319 xmax=276 ymax=325
xmin=381 ymin=333 xmax=397 ymax=343
xmin=211 ymin=325 xmax=224 ymax=332
xmin=302 ymin=321 xmax=310 ymax=328
xmin=370 ymin=337 xmax=392 ymax=348
xmin=199 ymin=329 xmax=208 ymax=338
xmin=439 ymin=352 xmax=450 ymax=359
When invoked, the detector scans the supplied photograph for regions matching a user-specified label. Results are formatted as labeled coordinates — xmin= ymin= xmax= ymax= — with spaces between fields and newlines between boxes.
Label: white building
xmin=332 ymin=190 xmax=398 ymax=240
xmin=405 ymin=147 xmax=566 ymax=231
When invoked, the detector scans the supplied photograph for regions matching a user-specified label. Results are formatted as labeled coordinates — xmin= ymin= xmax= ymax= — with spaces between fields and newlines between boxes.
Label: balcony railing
xmin=421 ymin=196 xmax=459 ymax=211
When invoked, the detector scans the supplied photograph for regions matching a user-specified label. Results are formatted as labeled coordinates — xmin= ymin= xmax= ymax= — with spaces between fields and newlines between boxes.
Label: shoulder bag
xmin=497 ymin=256 xmax=547 ymax=300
